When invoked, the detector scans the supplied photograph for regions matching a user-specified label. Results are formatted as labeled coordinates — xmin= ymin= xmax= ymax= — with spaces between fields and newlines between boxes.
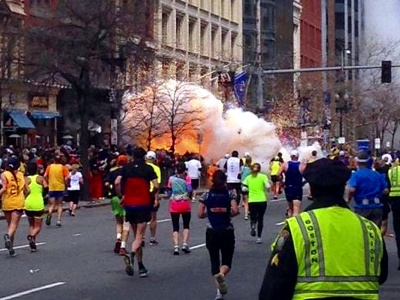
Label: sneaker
xmin=123 ymin=253 xmax=135 ymax=276
xmin=214 ymin=273 xmax=228 ymax=295
xmin=71 ymin=212 xmax=76 ymax=217
xmin=9 ymin=248 xmax=17 ymax=257
xmin=45 ymin=215 xmax=52 ymax=226
xmin=56 ymin=221 xmax=62 ymax=227
xmin=114 ymin=239 xmax=122 ymax=254
xmin=4 ymin=233 xmax=11 ymax=250
xmin=181 ymin=244 xmax=191 ymax=254
xmin=139 ymin=267 xmax=149 ymax=278
xmin=173 ymin=246 xmax=180 ymax=255
xmin=250 ymin=226 xmax=256 ymax=237
xmin=256 ymin=238 xmax=262 ymax=244
xmin=215 ymin=289 xmax=224 ymax=300
xmin=149 ymin=238 xmax=158 ymax=246
xmin=273 ymin=196 xmax=278 ymax=200
xmin=68 ymin=209 xmax=72 ymax=216
xmin=27 ymin=235 xmax=37 ymax=252
xmin=244 ymin=215 xmax=249 ymax=220
xmin=119 ymin=248 xmax=127 ymax=256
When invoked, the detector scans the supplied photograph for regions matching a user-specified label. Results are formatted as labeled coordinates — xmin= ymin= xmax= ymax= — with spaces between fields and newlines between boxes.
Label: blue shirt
xmin=348 ymin=168 xmax=387 ymax=209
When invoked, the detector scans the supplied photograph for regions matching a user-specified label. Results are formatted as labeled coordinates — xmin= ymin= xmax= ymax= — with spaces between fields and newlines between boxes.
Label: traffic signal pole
xmin=262 ymin=64 xmax=400 ymax=75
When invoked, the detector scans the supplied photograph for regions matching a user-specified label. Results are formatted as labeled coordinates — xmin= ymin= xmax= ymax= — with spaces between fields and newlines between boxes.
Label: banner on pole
xmin=233 ymin=72 xmax=248 ymax=106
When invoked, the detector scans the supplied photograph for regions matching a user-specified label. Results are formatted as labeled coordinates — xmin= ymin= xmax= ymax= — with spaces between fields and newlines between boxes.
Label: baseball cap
xmin=339 ymin=150 xmax=345 ymax=156
xmin=224 ymin=154 xmax=230 ymax=158
xmin=145 ymin=151 xmax=157 ymax=160
xmin=290 ymin=150 xmax=299 ymax=157
xmin=117 ymin=155 xmax=128 ymax=166
xmin=7 ymin=156 xmax=20 ymax=170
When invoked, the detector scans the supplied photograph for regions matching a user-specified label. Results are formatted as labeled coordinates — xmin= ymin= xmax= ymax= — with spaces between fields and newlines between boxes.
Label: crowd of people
xmin=1 ymin=142 xmax=399 ymax=299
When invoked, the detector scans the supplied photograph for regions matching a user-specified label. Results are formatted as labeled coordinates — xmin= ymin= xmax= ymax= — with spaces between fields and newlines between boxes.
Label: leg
xmin=46 ymin=197 xmax=55 ymax=225
xmin=114 ymin=215 xmax=123 ymax=253
xmin=206 ymin=228 xmax=221 ymax=276
xmin=292 ymin=199 xmax=301 ymax=217
xmin=149 ymin=211 xmax=158 ymax=244
xmin=170 ymin=213 xmax=180 ymax=254
xmin=119 ymin=220 xmax=130 ymax=255
xmin=56 ymin=197 xmax=63 ymax=223
xmin=242 ymin=193 xmax=249 ymax=219
xmin=32 ymin=217 xmax=43 ymax=238
xmin=256 ymin=202 xmax=267 ymax=238
xmin=249 ymin=203 xmax=257 ymax=236
xmin=181 ymin=212 xmax=191 ymax=253
xmin=215 ymin=229 xmax=235 ymax=296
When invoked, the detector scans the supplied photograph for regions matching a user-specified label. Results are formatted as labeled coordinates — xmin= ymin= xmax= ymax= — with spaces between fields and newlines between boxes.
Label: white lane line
xmin=146 ymin=218 xmax=171 ymax=225
xmin=275 ymin=221 xmax=286 ymax=226
xmin=190 ymin=243 xmax=206 ymax=250
xmin=0 ymin=282 xmax=66 ymax=300
xmin=0 ymin=242 xmax=46 ymax=252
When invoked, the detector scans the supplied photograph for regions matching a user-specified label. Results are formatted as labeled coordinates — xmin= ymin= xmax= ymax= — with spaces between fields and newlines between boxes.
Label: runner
xmin=145 ymin=151 xmax=161 ymax=246
xmin=167 ymin=162 xmax=192 ymax=255
xmin=44 ymin=155 xmax=69 ymax=227
xmin=224 ymin=151 xmax=243 ymax=205
xmin=198 ymin=170 xmax=239 ymax=300
xmin=269 ymin=156 xmax=281 ymax=199
xmin=277 ymin=150 xmax=305 ymax=217
xmin=105 ymin=155 xmax=128 ymax=254
xmin=115 ymin=147 xmax=158 ymax=278
xmin=0 ymin=156 xmax=29 ymax=257
xmin=67 ymin=164 xmax=83 ymax=217
xmin=25 ymin=162 xmax=47 ymax=252
xmin=242 ymin=163 xmax=270 ymax=244
xmin=185 ymin=154 xmax=202 ymax=202
xmin=241 ymin=157 xmax=252 ymax=220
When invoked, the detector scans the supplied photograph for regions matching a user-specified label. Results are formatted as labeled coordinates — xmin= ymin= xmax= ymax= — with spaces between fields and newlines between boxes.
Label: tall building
xmin=154 ymin=0 xmax=243 ymax=85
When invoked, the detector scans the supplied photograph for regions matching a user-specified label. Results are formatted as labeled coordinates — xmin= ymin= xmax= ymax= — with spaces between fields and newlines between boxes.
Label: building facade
xmin=154 ymin=0 xmax=243 ymax=86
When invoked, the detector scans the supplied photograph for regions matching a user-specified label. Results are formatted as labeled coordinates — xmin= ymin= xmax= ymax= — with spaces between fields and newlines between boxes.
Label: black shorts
xmin=285 ymin=186 xmax=303 ymax=202
xmin=271 ymin=175 xmax=280 ymax=183
xmin=68 ymin=190 xmax=80 ymax=204
xmin=191 ymin=179 xmax=199 ymax=190
xmin=125 ymin=210 xmax=151 ymax=224
xmin=25 ymin=210 xmax=44 ymax=219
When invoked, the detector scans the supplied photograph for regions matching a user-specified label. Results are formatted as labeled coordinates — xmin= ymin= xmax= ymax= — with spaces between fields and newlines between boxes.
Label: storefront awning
xmin=30 ymin=111 xmax=61 ymax=119
xmin=8 ymin=111 xmax=35 ymax=129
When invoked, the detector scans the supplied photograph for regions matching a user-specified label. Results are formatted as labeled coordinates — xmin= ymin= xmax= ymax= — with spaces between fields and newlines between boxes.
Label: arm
xmin=276 ymin=163 xmax=286 ymax=178
xmin=0 ymin=173 xmax=7 ymax=196
xmin=198 ymin=201 xmax=207 ymax=219
xmin=230 ymin=198 xmax=239 ymax=217
xmin=23 ymin=176 xmax=30 ymax=197
xmin=115 ymin=175 xmax=122 ymax=198
xmin=259 ymin=226 xmax=298 ymax=300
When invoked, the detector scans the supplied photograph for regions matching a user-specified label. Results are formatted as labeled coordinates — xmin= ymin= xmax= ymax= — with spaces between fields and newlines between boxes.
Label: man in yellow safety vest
xmin=388 ymin=162 xmax=400 ymax=270
xmin=259 ymin=158 xmax=388 ymax=300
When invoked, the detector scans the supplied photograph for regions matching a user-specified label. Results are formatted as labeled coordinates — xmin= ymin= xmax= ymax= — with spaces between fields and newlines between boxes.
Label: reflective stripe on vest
xmin=389 ymin=167 xmax=400 ymax=197
xmin=287 ymin=207 xmax=382 ymax=300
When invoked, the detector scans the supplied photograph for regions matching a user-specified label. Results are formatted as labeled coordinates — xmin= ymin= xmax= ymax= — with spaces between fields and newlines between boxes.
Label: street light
xmin=335 ymin=91 xmax=352 ymax=138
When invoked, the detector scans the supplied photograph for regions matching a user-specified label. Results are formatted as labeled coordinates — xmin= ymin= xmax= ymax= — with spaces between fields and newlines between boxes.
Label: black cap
xmin=303 ymin=158 xmax=351 ymax=187
xmin=356 ymin=151 xmax=369 ymax=163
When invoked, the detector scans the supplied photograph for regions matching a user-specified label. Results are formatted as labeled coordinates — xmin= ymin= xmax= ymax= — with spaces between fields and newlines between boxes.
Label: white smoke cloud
xmin=122 ymin=80 xmax=282 ymax=171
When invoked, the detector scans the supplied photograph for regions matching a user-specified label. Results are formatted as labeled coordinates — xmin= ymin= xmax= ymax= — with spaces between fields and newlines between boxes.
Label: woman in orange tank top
xmin=0 ymin=156 xmax=30 ymax=257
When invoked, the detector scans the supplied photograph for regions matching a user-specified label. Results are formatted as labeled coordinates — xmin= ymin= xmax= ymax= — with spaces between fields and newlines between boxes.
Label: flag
xmin=233 ymin=72 xmax=248 ymax=106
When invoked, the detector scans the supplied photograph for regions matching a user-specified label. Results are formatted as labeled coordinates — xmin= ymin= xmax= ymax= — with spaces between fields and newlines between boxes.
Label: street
xmin=0 ymin=198 xmax=399 ymax=300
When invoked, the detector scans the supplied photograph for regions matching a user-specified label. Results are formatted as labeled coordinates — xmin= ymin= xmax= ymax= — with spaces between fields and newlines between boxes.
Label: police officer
xmin=259 ymin=158 xmax=388 ymax=300
xmin=388 ymin=161 xmax=400 ymax=269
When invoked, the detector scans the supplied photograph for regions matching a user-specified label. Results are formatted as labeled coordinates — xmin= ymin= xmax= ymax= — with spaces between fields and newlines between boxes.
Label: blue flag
xmin=233 ymin=72 xmax=248 ymax=106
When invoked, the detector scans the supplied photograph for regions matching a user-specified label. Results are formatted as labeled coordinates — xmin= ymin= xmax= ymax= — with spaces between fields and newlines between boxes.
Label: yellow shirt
xmin=147 ymin=162 xmax=161 ymax=192
xmin=2 ymin=171 xmax=25 ymax=211
xmin=45 ymin=163 xmax=69 ymax=192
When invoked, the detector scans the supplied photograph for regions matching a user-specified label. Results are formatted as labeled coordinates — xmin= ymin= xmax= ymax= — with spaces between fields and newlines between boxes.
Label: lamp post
xmin=335 ymin=92 xmax=351 ymax=138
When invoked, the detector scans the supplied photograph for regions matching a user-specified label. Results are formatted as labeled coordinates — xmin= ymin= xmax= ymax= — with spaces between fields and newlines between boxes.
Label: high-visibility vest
xmin=389 ymin=166 xmax=400 ymax=197
xmin=286 ymin=206 xmax=383 ymax=300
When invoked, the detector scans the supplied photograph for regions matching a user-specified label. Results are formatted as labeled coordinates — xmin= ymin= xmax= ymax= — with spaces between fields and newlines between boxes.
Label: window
xmin=231 ymin=32 xmax=237 ymax=57
xmin=200 ymin=23 xmax=207 ymax=54
xmin=189 ymin=19 xmax=196 ymax=53
xmin=176 ymin=15 xmax=184 ymax=48
xmin=211 ymin=27 xmax=218 ymax=58
xmin=162 ymin=10 xmax=170 ymax=45
xmin=221 ymin=30 xmax=228 ymax=52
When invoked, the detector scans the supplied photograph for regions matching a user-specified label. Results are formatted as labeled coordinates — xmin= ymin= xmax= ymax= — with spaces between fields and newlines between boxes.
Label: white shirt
xmin=68 ymin=171 xmax=83 ymax=191
xmin=226 ymin=157 xmax=241 ymax=183
xmin=185 ymin=159 xmax=201 ymax=179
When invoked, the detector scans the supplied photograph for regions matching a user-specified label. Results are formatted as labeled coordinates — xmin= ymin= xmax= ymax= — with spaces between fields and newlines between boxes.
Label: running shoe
xmin=215 ymin=289 xmax=224 ymax=300
xmin=4 ymin=233 xmax=11 ymax=250
xmin=123 ymin=253 xmax=135 ymax=276
xmin=181 ymin=244 xmax=191 ymax=254
xmin=139 ymin=267 xmax=149 ymax=278
xmin=244 ymin=215 xmax=249 ymax=220
xmin=149 ymin=238 xmax=158 ymax=246
xmin=9 ymin=248 xmax=17 ymax=257
xmin=214 ymin=273 xmax=228 ymax=295
xmin=56 ymin=221 xmax=62 ymax=227
xmin=114 ymin=239 xmax=122 ymax=254
xmin=71 ymin=212 xmax=76 ymax=217
xmin=27 ymin=235 xmax=37 ymax=252
xmin=256 ymin=238 xmax=262 ymax=244
xmin=68 ymin=209 xmax=72 ymax=216
xmin=119 ymin=247 xmax=127 ymax=256
xmin=273 ymin=196 xmax=278 ymax=200
xmin=173 ymin=245 xmax=180 ymax=255
xmin=45 ymin=214 xmax=52 ymax=226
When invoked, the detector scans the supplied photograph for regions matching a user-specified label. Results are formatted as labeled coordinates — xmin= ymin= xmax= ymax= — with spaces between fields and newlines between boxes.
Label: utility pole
xmin=321 ymin=0 xmax=327 ymax=92
xmin=256 ymin=0 xmax=264 ymax=110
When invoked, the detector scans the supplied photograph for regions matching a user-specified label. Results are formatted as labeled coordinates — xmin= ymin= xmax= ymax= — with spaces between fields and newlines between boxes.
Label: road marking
xmin=275 ymin=221 xmax=285 ymax=226
xmin=0 ymin=242 xmax=46 ymax=252
xmin=0 ymin=282 xmax=66 ymax=300
xmin=270 ymin=198 xmax=286 ymax=202
xmin=190 ymin=243 xmax=206 ymax=250
xmin=146 ymin=218 xmax=171 ymax=225
xmin=72 ymin=233 xmax=82 ymax=237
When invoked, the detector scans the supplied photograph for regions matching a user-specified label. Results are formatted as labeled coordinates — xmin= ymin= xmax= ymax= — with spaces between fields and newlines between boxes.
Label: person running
xmin=0 ymin=156 xmax=29 ymax=257
xmin=198 ymin=170 xmax=239 ymax=300
xmin=185 ymin=154 xmax=202 ymax=202
xmin=25 ymin=162 xmax=47 ymax=252
xmin=224 ymin=150 xmax=243 ymax=205
xmin=105 ymin=155 xmax=128 ymax=254
xmin=145 ymin=151 xmax=161 ymax=246
xmin=277 ymin=150 xmax=305 ymax=217
xmin=44 ymin=155 xmax=69 ymax=227
xmin=67 ymin=164 xmax=83 ymax=217
xmin=115 ymin=147 xmax=158 ymax=278
xmin=269 ymin=156 xmax=281 ymax=199
xmin=242 ymin=163 xmax=270 ymax=244
xmin=167 ymin=162 xmax=192 ymax=255
xmin=241 ymin=157 xmax=252 ymax=220
xmin=375 ymin=157 xmax=392 ymax=236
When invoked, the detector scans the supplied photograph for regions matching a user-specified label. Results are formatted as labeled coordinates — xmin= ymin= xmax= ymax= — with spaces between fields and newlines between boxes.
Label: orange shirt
xmin=2 ymin=171 xmax=25 ymax=211
xmin=45 ymin=163 xmax=69 ymax=191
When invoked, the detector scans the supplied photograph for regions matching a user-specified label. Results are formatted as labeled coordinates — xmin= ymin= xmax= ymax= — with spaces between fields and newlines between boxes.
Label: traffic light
xmin=381 ymin=60 xmax=392 ymax=83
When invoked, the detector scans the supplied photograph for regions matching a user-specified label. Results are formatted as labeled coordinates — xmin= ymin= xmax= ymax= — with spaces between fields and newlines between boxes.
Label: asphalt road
xmin=0 ymin=197 xmax=399 ymax=300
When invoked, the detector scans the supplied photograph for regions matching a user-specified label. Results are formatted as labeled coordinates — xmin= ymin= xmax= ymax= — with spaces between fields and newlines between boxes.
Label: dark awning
xmin=30 ymin=111 xmax=61 ymax=119
xmin=8 ymin=110 xmax=35 ymax=129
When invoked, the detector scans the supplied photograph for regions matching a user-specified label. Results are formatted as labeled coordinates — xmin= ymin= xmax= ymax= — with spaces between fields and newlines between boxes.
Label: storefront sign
xmin=29 ymin=95 xmax=49 ymax=108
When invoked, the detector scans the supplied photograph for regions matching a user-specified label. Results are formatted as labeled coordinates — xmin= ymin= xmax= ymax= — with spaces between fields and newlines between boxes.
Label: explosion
xmin=121 ymin=79 xmax=282 ymax=168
